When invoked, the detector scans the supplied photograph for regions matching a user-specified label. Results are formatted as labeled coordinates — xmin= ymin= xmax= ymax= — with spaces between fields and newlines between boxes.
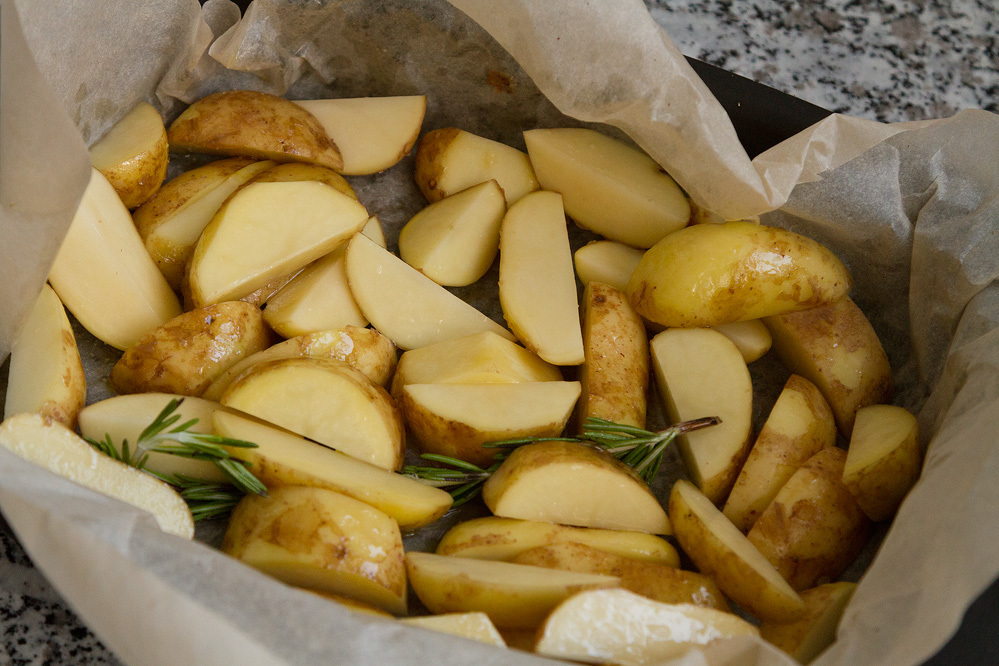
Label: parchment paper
xmin=1 ymin=1 xmax=997 ymax=665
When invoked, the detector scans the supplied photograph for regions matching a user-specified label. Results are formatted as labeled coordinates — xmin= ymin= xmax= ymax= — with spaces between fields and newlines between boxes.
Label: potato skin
xmin=99 ymin=130 xmax=169 ymax=209
xmin=251 ymin=162 xmax=357 ymax=200
xmin=414 ymin=128 xmax=461 ymax=202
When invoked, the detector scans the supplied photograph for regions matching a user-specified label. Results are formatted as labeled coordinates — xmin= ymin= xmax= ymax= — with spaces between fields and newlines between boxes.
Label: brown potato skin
xmin=844 ymin=405 xmax=922 ymax=522
xmin=759 ymin=581 xmax=856 ymax=663
xmin=414 ymin=128 xmax=461 ymax=203
xmin=98 ymin=130 xmax=169 ymax=209
xmin=110 ymin=301 xmax=271 ymax=396
xmin=250 ymin=162 xmax=357 ymax=200
xmin=747 ymin=447 xmax=872 ymax=591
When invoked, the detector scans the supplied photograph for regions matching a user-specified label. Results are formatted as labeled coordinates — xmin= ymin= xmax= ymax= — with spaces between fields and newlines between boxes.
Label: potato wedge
xmin=483 ymin=441 xmax=670 ymax=534
xmin=523 ymin=128 xmax=690 ymax=248
xmin=4 ymin=285 xmax=85 ymax=428
xmin=628 ymin=221 xmax=852 ymax=328
xmin=573 ymin=240 xmax=645 ymax=292
xmin=304 ymin=590 xmax=392 ymax=618
xmin=400 ymin=381 xmax=581 ymax=466
xmin=361 ymin=216 xmax=387 ymax=248
xmin=223 ymin=486 xmax=406 ymax=614
xmin=844 ymin=404 xmax=922 ymax=521
xmin=401 ymin=613 xmax=506 ymax=648
xmin=713 ymin=319 xmax=772 ymax=363
xmin=89 ymin=102 xmax=168 ymax=209
xmin=248 ymin=161 xmax=356 ymax=199
xmin=168 ymin=90 xmax=343 ymax=170
xmin=759 ymin=582 xmax=857 ymax=664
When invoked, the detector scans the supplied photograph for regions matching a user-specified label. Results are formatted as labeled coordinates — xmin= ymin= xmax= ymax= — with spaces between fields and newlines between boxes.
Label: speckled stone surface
xmin=1 ymin=2 xmax=996 ymax=664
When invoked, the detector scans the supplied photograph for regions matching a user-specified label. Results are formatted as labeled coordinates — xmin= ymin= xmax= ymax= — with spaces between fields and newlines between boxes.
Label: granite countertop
xmin=1 ymin=1 xmax=996 ymax=664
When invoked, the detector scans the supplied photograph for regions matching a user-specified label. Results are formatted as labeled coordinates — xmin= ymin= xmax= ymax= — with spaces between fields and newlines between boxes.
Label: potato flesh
xmin=401 ymin=613 xmax=507 ymax=648
xmin=573 ymin=240 xmax=645 ymax=292
xmin=249 ymin=161 xmax=357 ymax=200
xmin=844 ymin=404 xmax=922 ymax=521
xmin=712 ymin=319 xmax=772 ymax=363
xmin=89 ymin=102 xmax=168 ymax=208
xmin=759 ymin=582 xmax=857 ymax=663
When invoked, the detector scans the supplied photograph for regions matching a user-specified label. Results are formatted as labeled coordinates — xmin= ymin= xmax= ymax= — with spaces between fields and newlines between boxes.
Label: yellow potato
xmin=89 ymin=102 xmax=168 ymax=209
xmin=759 ymin=582 xmax=857 ymax=664
xmin=235 ymin=270 xmax=302 ymax=309
xmin=712 ymin=319 xmax=772 ymax=363
xmin=573 ymin=240 xmax=645 ymax=292
xmin=360 ymin=216 xmax=387 ymax=248
xmin=844 ymin=404 xmax=922 ymax=521
xmin=401 ymin=613 xmax=506 ymax=648
xmin=628 ymin=221 xmax=852 ymax=328
xmin=303 ymin=590 xmax=392 ymax=618
xmin=249 ymin=161 xmax=356 ymax=198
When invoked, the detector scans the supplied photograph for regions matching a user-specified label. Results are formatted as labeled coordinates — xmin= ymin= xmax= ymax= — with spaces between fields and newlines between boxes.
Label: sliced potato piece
xmin=573 ymin=240 xmax=644 ymax=292
xmin=401 ymin=613 xmax=506 ymax=648
xmin=235 ymin=271 xmax=301 ymax=309
xmin=483 ymin=441 xmax=670 ymax=534
xmin=361 ymin=216 xmax=387 ymax=248
xmin=759 ymin=582 xmax=857 ymax=664
xmin=304 ymin=590 xmax=392 ymax=618
xmin=89 ymin=102 xmax=168 ymax=209
xmin=248 ymin=161 xmax=356 ymax=199
xmin=713 ymin=319 xmax=772 ymax=363
xmin=405 ymin=552 xmax=618 ymax=628
xmin=345 ymin=233 xmax=514 ymax=350
xmin=0 ymin=414 xmax=193 ymax=539
xmin=523 ymin=128 xmax=690 ymax=248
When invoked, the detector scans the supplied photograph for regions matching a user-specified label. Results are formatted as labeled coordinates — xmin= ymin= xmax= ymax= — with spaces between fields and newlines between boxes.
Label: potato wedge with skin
xmin=398 ymin=180 xmax=506 ymax=287
xmin=248 ymin=161 xmax=356 ymax=200
xmin=89 ymin=102 xmax=168 ymax=209
xmin=651 ymin=328 xmax=753 ymax=505
xmin=236 ymin=271 xmax=302 ymax=309
xmin=345 ymin=233 xmax=515 ymax=350
xmin=764 ymin=297 xmax=893 ymax=436
xmin=220 ymin=357 xmax=404 ymax=471
xmin=223 ymin=486 xmax=406 ymax=614
xmin=405 ymin=552 xmax=618 ymax=629
xmin=436 ymin=516 xmax=679 ymax=564
xmin=713 ymin=319 xmax=773 ymax=363
xmin=48 ymin=169 xmax=182 ymax=351
xmin=483 ymin=441 xmax=671 ymax=534
xmin=759 ymin=582 xmax=856 ymax=664
xmin=669 ymin=480 xmax=805 ymax=622
xmin=844 ymin=405 xmax=922 ymax=522
xmin=401 ymin=613 xmax=506 ymax=648
xmin=724 ymin=375 xmax=836 ymax=532
xmin=499 ymin=191 xmax=584 ymax=365
xmin=524 ymin=128 xmax=690 ymax=248
xmin=400 ymin=382 xmax=581 ymax=467
xmin=0 ymin=414 xmax=193 ymax=539
xmin=573 ymin=240 xmax=645 ymax=292
xmin=304 ymin=590 xmax=392 ymax=618
xmin=628 ymin=221 xmax=852 ymax=328
xmin=535 ymin=589 xmax=758 ymax=666
xmin=747 ymin=447 xmax=871 ymax=591
xmin=295 ymin=96 xmax=426 ymax=176
xmin=212 ymin=410 xmax=450 ymax=530
xmin=168 ymin=90 xmax=343 ymax=170
xmin=110 ymin=301 xmax=270 ymax=396
xmin=512 ymin=543 xmax=729 ymax=611
xmin=4 ymin=285 xmax=85 ymax=428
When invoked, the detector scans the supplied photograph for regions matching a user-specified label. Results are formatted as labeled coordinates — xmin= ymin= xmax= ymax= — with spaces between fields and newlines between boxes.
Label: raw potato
xmin=248 ymin=161 xmax=356 ymax=199
xmin=414 ymin=128 xmax=539 ymax=205
xmin=212 ymin=410 xmax=450 ymax=530
xmin=498 ymin=191 xmax=584 ymax=365
xmin=759 ymin=582 xmax=857 ymax=664
xmin=535 ymin=589 xmax=758 ymax=666
xmin=523 ymin=128 xmax=690 ymax=248
xmin=401 ymin=613 xmax=506 ymax=648
xmin=223 ymin=486 xmax=406 ymax=614
xmin=724 ymin=375 xmax=836 ymax=532
xmin=650 ymin=328 xmax=753 ymax=505
xmin=764 ymin=296 xmax=893 ymax=435
xmin=220 ymin=357 xmax=404 ymax=471
xmin=843 ymin=404 xmax=922 ymax=521
xmin=482 ymin=441 xmax=671 ymax=534
xmin=89 ymin=102 xmax=168 ymax=209
xmin=110 ymin=301 xmax=270 ymax=396
xmin=48 ymin=169 xmax=182 ymax=350
xmin=435 ymin=516 xmax=679 ymax=564
xmin=512 ymin=543 xmax=729 ymax=611
xmin=304 ymin=590 xmax=392 ymax=618
xmin=4 ymin=285 xmax=85 ymax=428
xmin=576 ymin=282 xmax=649 ymax=431
xmin=398 ymin=180 xmax=506 ymax=286
xmin=168 ymin=90 xmax=343 ymax=170
xmin=295 ymin=96 xmax=426 ymax=175
xmin=573 ymin=240 xmax=645 ymax=292
xmin=713 ymin=319 xmax=773 ymax=363
xmin=669 ymin=480 xmax=805 ymax=623
xmin=404 ymin=552 xmax=618 ymax=629
xmin=400 ymin=381 xmax=581 ymax=467
xmin=628 ymin=221 xmax=852 ymax=328
xmin=345 ymin=233 xmax=515 ymax=349
xmin=203 ymin=326 xmax=397 ymax=400
xmin=747 ymin=447 xmax=871 ymax=591
xmin=0 ymin=414 xmax=193 ymax=539
xmin=235 ymin=271 xmax=301 ymax=309
xmin=361 ymin=216 xmax=387 ymax=248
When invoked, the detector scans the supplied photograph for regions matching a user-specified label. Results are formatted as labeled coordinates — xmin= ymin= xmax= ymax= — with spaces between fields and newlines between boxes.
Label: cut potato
xmin=628 ymin=222 xmax=852 ymax=328
xmin=187 ymin=180 xmax=368 ymax=307
xmin=844 ymin=404 xmax=922 ymax=522
xmin=435 ymin=516 xmax=679 ymax=564
xmin=235 ymin=271 xmax=302 ymax=309
xmin=295 ymin=96 xmax=426 ymax=176
xmin=345 ymin=233 xmax=514 ymax=350
xmin=573 ymin=240 xmax=645 ymax=292
xmin=414 ymin=128 xmax=538 ymax=205
xmin=669 ymin=480 xmax=805 ymax=623
xmin=304 ymin=590 xmax=392 ymax=618
xmin=401 ymin=382 xmax=580 ymax=466
xmin=361 ymin=216 xmax=387 ymax=248
xmin=764 ymin=297 xmax=893 ymax=435
xmin=759 ymin=582 xmax=857 ymax=664
xmin=4 ymin=285 xmax=85 ymax=428
xmin=248 ymin=161 xmax=356 ymax=200
xmin=498 ymin=191 xmax=583 ymax=365
xmin=398 ymin=180 xmax=506 ymax=286
xmin=212 ymin=410 xmax=450 ymax=530
xmin=401 ymin=613 xmax=506 ymax=648
xmin=48 ymin=169 xmax=182 ymax=350
xmin=650 ymin=328 xmax=753 ymax=505
xmin=523 ymin=128 xmax=690 ymax=248
xmin=220 ymin=357 xmax=404 ymax=471
xmin=223 ymin=486 xmax=406 ymax=614
xmin=712 ymin=319 xmax=772 ymax=363
xmin=0 ymin=414 xmax=193 ymax=539
xmin=168 ymin=90 xmax=343 ymax=170
xmin=89 ymin=102 xmax=168 ymax=209
xmin=483 ymin=441 xmax=670 ymax=534
xmin=723 ymin=375 xmax=836 ymax=532
xmin=405 ymin=552 xmax=618 ymax=628
xmin=535 ymin=589 xmax=758 ymax=666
